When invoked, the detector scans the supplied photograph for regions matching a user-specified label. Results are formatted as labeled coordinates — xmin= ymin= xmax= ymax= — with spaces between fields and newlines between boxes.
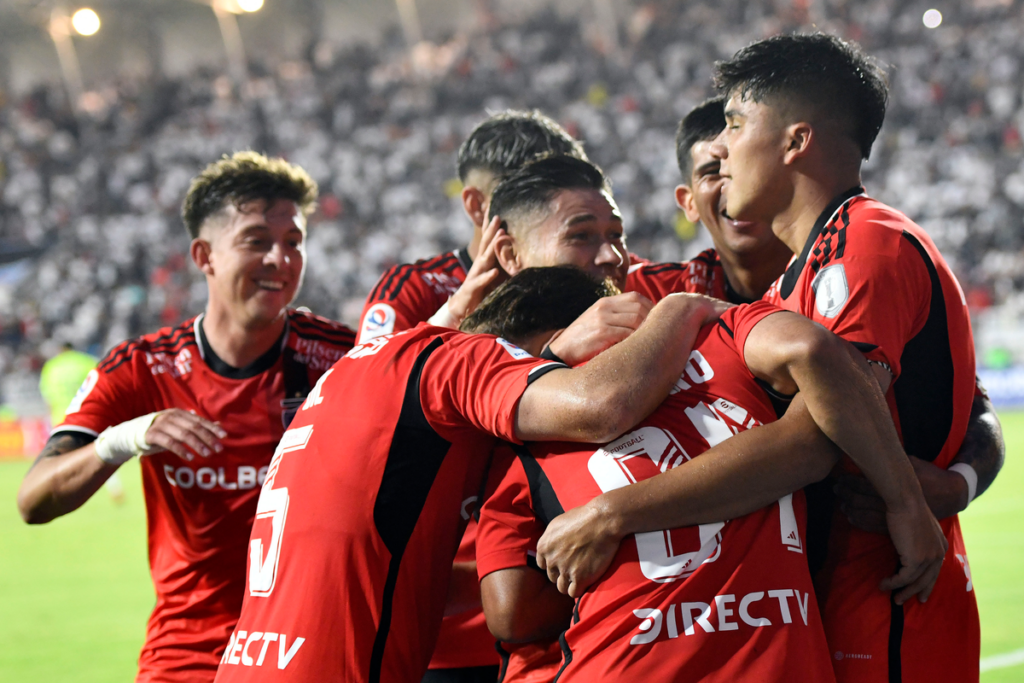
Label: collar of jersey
xmin=778 ymin=185 xmax=865 ymax=300
xmin=454 ymin=246 xmax=473 ymax=273
xmin=194 ymin=312 xmax=289 ymax=380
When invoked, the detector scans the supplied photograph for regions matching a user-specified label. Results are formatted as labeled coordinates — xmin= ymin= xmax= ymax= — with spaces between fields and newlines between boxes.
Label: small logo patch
xmin=811 ymin=264 xmax=849 ymax=319
xmin=496 ymin=338 xmax=531 ymax=360
xmin=359 ymin=303 xmax=396 ymax=342
xmin=65 ymin=369 xmax=99 ymax=415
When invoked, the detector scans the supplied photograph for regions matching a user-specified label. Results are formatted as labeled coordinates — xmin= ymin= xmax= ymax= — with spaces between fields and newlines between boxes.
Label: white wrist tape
xmin=948 ymin=463 xmax=978 ymax=506
xmin=94 ymin=412 xmax=163 ymax=465
xmin=427 ymin=299 xmax=461 ymax=329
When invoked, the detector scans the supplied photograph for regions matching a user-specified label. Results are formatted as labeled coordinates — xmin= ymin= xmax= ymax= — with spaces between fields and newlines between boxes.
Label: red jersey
xmin=480 ymin=303 xmax=836 ymax=683
xmin=358 ymin=248 xmax=471 ymax=343
xmin=626 ymin=248 xmax=733 ymax=302
xmin=55 ymin=311 xmax=355 ymax=683
xmin=214 ymin=326 xmax=566 ymax=683
xmin=763 ymin=189 xmax=979 ymax=682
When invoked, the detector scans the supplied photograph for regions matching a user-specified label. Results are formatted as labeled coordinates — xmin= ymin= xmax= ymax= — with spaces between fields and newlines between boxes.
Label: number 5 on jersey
xmin=249 ymin=425 xmax=314 ymax=597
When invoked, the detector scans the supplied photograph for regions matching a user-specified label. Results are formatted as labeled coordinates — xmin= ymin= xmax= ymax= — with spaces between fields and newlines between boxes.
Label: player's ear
xmin=461 ymin=186 xmax=488 ymax=230
xmin=191 ymin=238 xmax=214 ymax=276
xmin=783 ymin=122 xmax=813 ymax=165
xmin=494 ymin=231 xmax=522 ymax=276
xmin=674 ymin=184 xmax=700 ymax=223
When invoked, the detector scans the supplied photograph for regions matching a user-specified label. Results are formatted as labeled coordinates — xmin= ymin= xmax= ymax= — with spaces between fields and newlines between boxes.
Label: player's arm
xmin=837 ymin=385 xmax=1006 ymax=533
xmin=515 ymin=293 xmax=729 ymax=443
xmin=481 ymin=567 xmax=575 ymax=642
xmin=17 ymin=409 xmax=225 ymax=524
xmin=444 ymin=561 xmax=483 ymax=617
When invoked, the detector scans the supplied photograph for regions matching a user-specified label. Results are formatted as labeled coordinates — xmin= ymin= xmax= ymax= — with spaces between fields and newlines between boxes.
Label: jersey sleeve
xmin=55 ymin=343 xmax=149 ymax=437
xmin=419 ymin=334 xmax=567 ymax=444
xmin=477 ymin=446 xmax=545 ymax=579
xmin=802 ymin=223 xmax=931 ymax=379
xmin=359 ymin=264 xmax=443 ymax=343
xmin=727 ymin=301 xmax=787 ymax=363
xmin=626 ymin=262 xmax=702 ymax=302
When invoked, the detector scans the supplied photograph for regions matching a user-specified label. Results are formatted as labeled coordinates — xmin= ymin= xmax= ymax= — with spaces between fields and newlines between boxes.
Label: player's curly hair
xmin=675 ymin=97 xmax=726 ymax=181
xmin=460 ymin=266 xmax=616 ymax=344
xmin=181 ymin=151 xmax=318 ymax=238
xmin=457 ymin=110 xmax=587 ymax=184
xmin=714 ymin=33 xmax=889 ymax=159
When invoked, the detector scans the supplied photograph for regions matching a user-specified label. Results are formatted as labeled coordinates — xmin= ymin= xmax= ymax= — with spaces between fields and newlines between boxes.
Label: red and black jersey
xmin=480 ymin=303 xmax=836 ymax=683
xmin=214 ymin=325 xmax=565 ymax=683
xmin=55 ymin=311 xmax=355 ymax=683
xmin=358 ymin=249 xmax=472 ymax=343
xmin=764 ymin=188 xmax=979 ymax=683
xmin=626 ymin=248 xmax=735 ymax=303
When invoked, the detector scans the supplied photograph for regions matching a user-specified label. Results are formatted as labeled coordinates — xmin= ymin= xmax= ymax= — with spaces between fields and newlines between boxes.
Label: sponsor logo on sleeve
xmin=65 ymin=369 xmax=99 ymax=415
xmin=811 ymin=263 xmax=849 ymax=319
xmin=496 ymin=338 xmax=531 ymax=360
xmin=359 ymin=303 xmax=396 ymax=343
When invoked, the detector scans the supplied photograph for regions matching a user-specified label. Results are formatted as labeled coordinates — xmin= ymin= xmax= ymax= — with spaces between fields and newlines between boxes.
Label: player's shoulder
xmin=96 ymin=318 xmax=198 ymax=376
xmin=287 ymin=309 xmax=356 ymax=350
xmin=838 ymin=196 xmax=917 ymax=252
xmin=367 ymin=249 xmax=465 ymax=301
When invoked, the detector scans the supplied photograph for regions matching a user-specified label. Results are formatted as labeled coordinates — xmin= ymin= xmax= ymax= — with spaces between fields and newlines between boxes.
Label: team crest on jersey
xmin=360 ymin=303 xmax=396 ymax=342
xmin=65 ymin=369 xmax=99 ymax=415
xmin=811 ymin=264 xmax=849 ymax=319
xmin=496 ymin=338 xmax=531 ymax=360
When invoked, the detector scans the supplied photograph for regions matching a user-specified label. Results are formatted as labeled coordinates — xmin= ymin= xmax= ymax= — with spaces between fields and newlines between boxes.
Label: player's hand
xmin=546 ymin=292 xmax=654 ymax=366
xmin=879 ymin=494 xmax=948 ymax=605
xmin=837 ymin=456 xmax=970 ymax=534
xmin=145 ymin=409 xmax=227 ymax=461
xmin=536 ymin=498 xmax=624 ymax=598
xmin=447 ymin=215 xmax=508 ymax=324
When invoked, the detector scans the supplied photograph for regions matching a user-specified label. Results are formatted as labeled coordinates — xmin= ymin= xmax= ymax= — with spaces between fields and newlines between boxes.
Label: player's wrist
xmin=94 ymin=412 xmax=163 ymax=465
xmin=591 ymin=491 xmax=628 ymax=541
xmin=948 ymin=463 xmax=977 ymax=510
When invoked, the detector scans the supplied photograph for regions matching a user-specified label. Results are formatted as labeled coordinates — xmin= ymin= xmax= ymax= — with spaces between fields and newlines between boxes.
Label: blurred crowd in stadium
xmin=1 ymin=0 xmax=1023 ymax=415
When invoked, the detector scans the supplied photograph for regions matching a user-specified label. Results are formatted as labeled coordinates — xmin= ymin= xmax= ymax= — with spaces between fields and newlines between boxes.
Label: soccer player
xmin=710 ymin=33 xmax=979 ymax=682
xmin=17 ymin=152 xmax=356 ymax=683
xmin=357 ymin=109 xmax=620 ymax=683
xmin=479 ymin=290 xmax=948 ymax=682
xmin=213 ymin=267 xmax=728 ymax=683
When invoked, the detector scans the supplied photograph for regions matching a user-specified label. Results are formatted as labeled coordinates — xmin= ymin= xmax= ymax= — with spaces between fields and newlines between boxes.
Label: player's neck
xmin=773 ymin=170 xmax=862 ymax=254
xmin=717 ymin=242 xmax=793 ymax=301
xmin=201 ymin=305 xmax=287 ymax=369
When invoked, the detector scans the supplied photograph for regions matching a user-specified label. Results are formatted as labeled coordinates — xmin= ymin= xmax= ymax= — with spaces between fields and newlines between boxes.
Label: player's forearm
xmin=593 ymin=397 xmax=839 ymax=536
xmin=17 ymin=443 xmax=118 ymax=524
xmin=953 ymin=392 xmax=1005 ymax=501
xmin=517 ymin=294 xmax=724 ymax=442
xmin=481 ymin=568 xmax=574 ymax=643
xmin=791 ymin=336 xmax=922 ymax=510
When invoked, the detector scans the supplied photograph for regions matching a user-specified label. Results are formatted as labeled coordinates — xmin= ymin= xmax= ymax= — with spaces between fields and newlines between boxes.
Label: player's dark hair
xmin=713 ymin=33 xmax=889 ymax=159
xmin=488 ymin=155 xmax=610 ymax=234
xmin=675 ymin=97 xmax=726 ymax=181
xmin=181 ymin=151 xmax=318 ymax=239
xmin=461 ymin=266 xmax=616 ymax=342
xmin=456 ymin=110 xmax=587 ymax=183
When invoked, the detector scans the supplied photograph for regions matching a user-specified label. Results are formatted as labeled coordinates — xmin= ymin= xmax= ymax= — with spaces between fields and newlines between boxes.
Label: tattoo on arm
xmin=954 ymin=394 xmax=1005 ymax=500
xmin=33 ymin=432 xmax=97 ymax=465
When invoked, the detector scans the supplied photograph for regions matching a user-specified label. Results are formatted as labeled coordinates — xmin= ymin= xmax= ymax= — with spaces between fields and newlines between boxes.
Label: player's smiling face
xmin=714 ymin=94 xmax=792 ymax=225
xmin=676 ymin=139 xmax=779 ymax=259
xmin=505 ymin=188 xmax=629 ymax=290
xmin=199 ymin=198 xmax=306 ymax=328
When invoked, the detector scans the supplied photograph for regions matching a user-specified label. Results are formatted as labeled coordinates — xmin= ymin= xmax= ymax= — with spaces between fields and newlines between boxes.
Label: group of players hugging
xmin=17 ymin=33 xmax=1006 ymax=683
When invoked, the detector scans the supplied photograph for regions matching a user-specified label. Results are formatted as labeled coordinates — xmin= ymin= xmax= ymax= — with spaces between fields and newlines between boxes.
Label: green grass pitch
xmin=0 ymin=413 xmax=1021 ymax=681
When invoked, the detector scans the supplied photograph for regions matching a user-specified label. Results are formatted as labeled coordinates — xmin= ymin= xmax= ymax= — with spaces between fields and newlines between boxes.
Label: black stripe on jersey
xmin=892 ymin=231 xmax=956 ymax=463
xmin=368 ymin=337 xmax=451 ymax=683
xmin=780 ymin=186 xmax=863 ymax=300
xmin=717 ymin=319 xmax=734 ymax=338
xmin=803 ymin=479 xmax=835 ymax=579
xmin=511 ymin=444 xmax=565 ymax=525
xmin=551 ymin=599 xmax=581 ymax=683
xmin=527 ymin=362 xmax=568 ymax=385
xmin=368 ymin=265 xmax=399 ymax=303
xmin=454 ymin=246 xmax=473 ymax=273
xmin=495 ymin=642 xmax=511 ymax=683
xmin=289 ymin=314 xmax=356 ymax=340
xmin=643 ymin=262 xmax=689 ymax=275
xmin=386 ymin=264 xmax=419 ymax=302
xmin=888 ymin=578 xmax=905 ymax=683
xmin=836 ymin=205 xmax=849 ymax=259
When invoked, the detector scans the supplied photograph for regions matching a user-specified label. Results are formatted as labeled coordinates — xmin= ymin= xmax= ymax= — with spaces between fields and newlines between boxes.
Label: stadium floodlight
xmin=922 ymin=9 xmax=943 ymax=29
xmin=71 ymin=8 xmax=101 ymax=36
xmin=237 ymin=0 xmax=264 ymax=12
